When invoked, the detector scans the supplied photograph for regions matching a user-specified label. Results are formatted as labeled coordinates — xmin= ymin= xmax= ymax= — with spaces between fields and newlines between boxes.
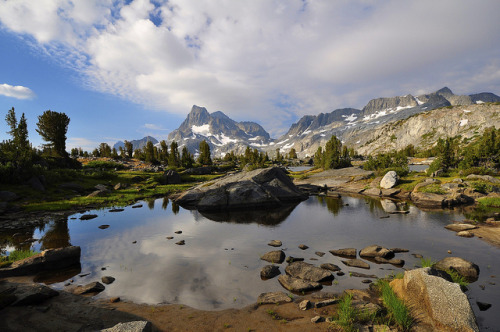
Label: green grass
xmin=477 ymin=197 xmax=500 ymax=208
xmin=15 ymin=169 xmax=206 ymax=212
xmin=420 ymin=257 xmax=435 ymax=268
xmin=0 ymin=249 xmax=39 ymax=268
xmin=335 ymin=293 xmax=357 ymax=332
xmin=445 ymin=269 xmax=469 ymax=287
xmin=418 ymin=183 xmax=446 ymax=195
xmin=378 ymin=280 xmax=413 ymax=331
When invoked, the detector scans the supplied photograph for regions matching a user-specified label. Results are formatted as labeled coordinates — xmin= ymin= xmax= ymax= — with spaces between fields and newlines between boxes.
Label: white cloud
xmin=143 ymin=123 xmax=167 ymax=131
xmin=66 ymin=137 xmax=98 ymax=151
xmin=0 ymin=0 xmax=499 ymax=137
xmin=0 ymin=83 xmax=35 ymax=99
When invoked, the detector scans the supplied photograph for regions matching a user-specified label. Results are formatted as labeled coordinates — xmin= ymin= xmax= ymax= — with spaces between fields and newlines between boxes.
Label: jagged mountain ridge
xmin=113 ymin=136 xmax=158 ymax=151
xmin=115 ymin=87 xmax=500 ymax=158
xmin=167 ymin=105 xmax=272 ymax=156
xmin=270 ymin=87 xmax=500 ymax=157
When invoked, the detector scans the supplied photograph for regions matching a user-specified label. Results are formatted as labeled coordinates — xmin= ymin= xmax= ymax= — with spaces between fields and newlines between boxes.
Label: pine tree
xmin=168 ymin=141 xmax=180 ymax=167
xmin=198 ymin=140 xmax=212 ymax=165
xmin=124 ymin=140 xmax=133 ymax=158
xmin=181 ymin=146 xmax=194 ymax=168
xmin=36 ymin=110 xmax=70 ymax=157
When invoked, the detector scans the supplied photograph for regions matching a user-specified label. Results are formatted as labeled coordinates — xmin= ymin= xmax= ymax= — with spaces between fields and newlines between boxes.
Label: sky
xmin=0 ymin=0 xmax=499 ymax=152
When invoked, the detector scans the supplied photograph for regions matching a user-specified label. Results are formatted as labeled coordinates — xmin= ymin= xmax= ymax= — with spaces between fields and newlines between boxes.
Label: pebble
xmin=174 ymin=231 xmax=182 ymax=234
xmin=98 ymin=225 xmax=110 ymax=229
xmin=299 ymin=299 xmax=312 ymax=311
xmin=311 ymin=316 xmax=323 ymax=323
xmin=299 ymin=244 xmax=309 ymax=250
xmin=176 ymin=240 xmax=185 ymax=245
xmin=166 ymin=236 xmax=174 ymax=240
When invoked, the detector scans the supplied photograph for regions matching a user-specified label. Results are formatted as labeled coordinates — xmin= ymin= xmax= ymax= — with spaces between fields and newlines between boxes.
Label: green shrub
xmin=420 ymin=257 xmax=435 ymax=268
xmin=84 ymin=160 xmax=125 ymax=170
xmin=477 ymin=197 xmax=500 ymax=208
xmin=445 ymin=269 xmax=469 ymax=287
xmin=419 ymin=184 xmax=446 ymax=195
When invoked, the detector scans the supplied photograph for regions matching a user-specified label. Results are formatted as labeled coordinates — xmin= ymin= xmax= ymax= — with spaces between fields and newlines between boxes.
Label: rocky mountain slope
xmin=355 ymin=103 xmax=500 ymax=155
xmin=115 ymin=87 xmax=500 ymax=158
xmin=167 ymin=105 xmax=272 ymax=157
xmin=268 ymin=87 xmax=500 ymax=157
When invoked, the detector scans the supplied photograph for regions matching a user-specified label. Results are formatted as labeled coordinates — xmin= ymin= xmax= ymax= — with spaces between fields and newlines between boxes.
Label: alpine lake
xmin=2 ymin=194 xmax=499 ymax=330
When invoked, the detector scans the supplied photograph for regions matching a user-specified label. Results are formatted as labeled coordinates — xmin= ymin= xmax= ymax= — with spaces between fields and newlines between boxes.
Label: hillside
xmin=355 ymin=103 xmax=500 ymax=155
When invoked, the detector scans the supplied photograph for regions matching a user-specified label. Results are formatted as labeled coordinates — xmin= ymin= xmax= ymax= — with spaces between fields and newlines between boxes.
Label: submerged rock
xmin=174 ymin=167 xmax=307 ymax=211
xmin=342 ymin=259 xmax=370 ymax=269
xmin=11 ymin=284 xmax=59 ymax=306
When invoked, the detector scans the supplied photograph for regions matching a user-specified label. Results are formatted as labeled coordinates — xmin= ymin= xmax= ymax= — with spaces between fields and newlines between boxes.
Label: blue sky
xmin=1 ymin=0 xmax=499 ymax=152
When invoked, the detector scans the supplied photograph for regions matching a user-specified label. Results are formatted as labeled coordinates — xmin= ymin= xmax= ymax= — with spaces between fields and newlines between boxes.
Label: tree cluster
xmin=313 ymin=135 xmax=352 ymax=170
xmin=1 ymin=107 xmax=73 ymax=183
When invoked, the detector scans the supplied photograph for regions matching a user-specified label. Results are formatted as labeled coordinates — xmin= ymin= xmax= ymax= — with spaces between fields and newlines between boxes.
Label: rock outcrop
xmin=285 ymin=261 xmax=334 ymax=282
xmin=391 ymin=267 xmax=479 ymax=331
xmin=434 ymin=257 xmax=480 ymax=282
xmin=174 ymin=167 xmax=307 ymax=211
xmin=0 ymin=246 xmax=81 ymax=277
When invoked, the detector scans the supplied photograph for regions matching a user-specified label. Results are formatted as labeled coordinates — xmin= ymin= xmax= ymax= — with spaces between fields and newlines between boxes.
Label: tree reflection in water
xmin=316 ymin=196 xmax=342 ymax=216
xmin=162 ymin=197 xmax=169 ymax=210
xmin=40 ymin=218 xmax=71 ymax=250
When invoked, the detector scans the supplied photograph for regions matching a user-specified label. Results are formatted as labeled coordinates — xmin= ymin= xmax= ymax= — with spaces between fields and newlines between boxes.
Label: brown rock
xmin=342 ymin=259 xmax=370 ymax=269
xmin=329 ymin=248 xmax=357 ymax=258
xmin=260 ymin=250 xmax=285 ymax=264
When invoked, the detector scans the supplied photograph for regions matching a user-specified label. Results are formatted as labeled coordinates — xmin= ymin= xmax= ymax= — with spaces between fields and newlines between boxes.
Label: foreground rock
xmin=101 ymin=321 xmax=152 ymax=332
xmin=12 ymin=284 xmax=59 ymax=306
xmin=174 ymin=167 xmax=307 ymax=211
xmin=391 ymin=268 xmax=479 ymax=331
xmin=278 ymin=275 xmax=322 ymax=292
xmin=0 ymin=246 xmax=81 ymax=277
xmin=257 ymin=291 xmax=292 ymax=304
xmin=260 ymin=250 xmax=285 ymax=264
xmin=434 ymin=257 xmax=480 ymax=282
xmin=285 ymin=261 xmax=334 ymax=282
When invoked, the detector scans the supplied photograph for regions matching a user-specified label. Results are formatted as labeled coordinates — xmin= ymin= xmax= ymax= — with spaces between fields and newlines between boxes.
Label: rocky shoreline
xmin=1 ymin=166 xmax=499 ymax=331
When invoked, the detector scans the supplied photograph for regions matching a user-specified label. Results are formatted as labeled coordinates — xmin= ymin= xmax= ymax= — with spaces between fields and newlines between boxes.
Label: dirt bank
xmin=0 ymin=278 xmax=351 ymax=332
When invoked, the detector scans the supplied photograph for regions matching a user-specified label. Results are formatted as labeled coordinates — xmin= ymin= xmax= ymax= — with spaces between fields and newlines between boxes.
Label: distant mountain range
xmin=114 ymin=87 xmax=500 ymax=157
xmin=113 ymin=136 xmax=158 ymax=151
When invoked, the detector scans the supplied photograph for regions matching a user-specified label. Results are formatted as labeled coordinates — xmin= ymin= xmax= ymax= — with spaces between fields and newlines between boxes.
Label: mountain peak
xmin=436 ymin=87 xmax=454 ymax=96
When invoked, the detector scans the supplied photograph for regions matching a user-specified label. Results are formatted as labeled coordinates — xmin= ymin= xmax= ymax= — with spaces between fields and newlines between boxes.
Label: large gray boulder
xmin=285 ymin=261 xmax=334 ymax=282
xmin=380 ymin=171 xmax=399 ymax=189
xmin=434 ymin=257 xmax=480 ymax=282
xmin=391 ymin=268 xmax=478 ymax=331
xmin=174 ymin=167 xmax=307 ymax=211
xmin=278 ymin=275 xmax=322 ymax=292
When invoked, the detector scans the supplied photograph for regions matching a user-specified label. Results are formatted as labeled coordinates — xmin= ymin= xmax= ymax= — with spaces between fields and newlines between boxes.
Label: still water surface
xmin=7 ymin=196 xmax=499 ymax=329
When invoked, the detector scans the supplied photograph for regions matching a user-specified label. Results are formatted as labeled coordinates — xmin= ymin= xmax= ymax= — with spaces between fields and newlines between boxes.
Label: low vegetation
xmin=0 ymin=249 xmax=39 ymax=268
xmin=376 ymin=280 xmax=413 ymax=331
